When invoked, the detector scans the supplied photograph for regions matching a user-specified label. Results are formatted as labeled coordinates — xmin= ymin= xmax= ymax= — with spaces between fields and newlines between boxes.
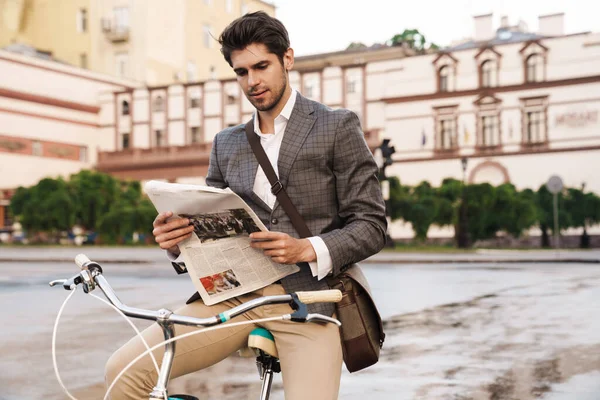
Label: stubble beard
xmin=250 ymin=69 xmax=288 ymax=112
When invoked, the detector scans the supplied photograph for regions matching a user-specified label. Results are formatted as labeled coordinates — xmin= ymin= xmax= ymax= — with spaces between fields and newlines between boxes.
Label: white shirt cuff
xmin=306 ymin=236 xmax=333 ymax=280
xmin=167 ymin=250 xmax=184 ymax=264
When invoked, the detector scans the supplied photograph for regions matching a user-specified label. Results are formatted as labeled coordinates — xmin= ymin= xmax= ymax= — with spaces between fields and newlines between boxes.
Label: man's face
xmin=231 ymin=43 xmax=293 ymax=112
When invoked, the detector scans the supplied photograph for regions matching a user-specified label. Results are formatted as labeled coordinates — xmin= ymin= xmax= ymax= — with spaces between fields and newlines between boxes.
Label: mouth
xmin=251 ymin=90 xmax=268 ymax=99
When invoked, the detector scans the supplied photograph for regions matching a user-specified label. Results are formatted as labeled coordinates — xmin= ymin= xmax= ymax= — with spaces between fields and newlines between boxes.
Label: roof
xmin=2 ymin=43 xmax=66 ymax=63
xmin=447 ymin=29 xmax=545 ymax=51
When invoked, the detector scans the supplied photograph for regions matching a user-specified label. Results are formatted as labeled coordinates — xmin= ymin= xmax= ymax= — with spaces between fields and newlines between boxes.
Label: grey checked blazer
xmin=191 ymin=93 xmax=387 ymax=315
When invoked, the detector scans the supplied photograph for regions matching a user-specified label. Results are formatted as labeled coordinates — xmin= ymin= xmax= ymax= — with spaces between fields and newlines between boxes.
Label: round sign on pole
xmin=546 ymin=175 xmax=564 ymax=194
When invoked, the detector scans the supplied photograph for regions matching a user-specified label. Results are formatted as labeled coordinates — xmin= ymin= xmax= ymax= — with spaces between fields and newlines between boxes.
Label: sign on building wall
xmin=554 ymin=110 xmax=598 ymax=128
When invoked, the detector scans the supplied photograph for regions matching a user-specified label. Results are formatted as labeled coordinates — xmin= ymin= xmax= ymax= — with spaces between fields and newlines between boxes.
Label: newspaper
xmin=144 ymin=180 xmax=300 ymax=305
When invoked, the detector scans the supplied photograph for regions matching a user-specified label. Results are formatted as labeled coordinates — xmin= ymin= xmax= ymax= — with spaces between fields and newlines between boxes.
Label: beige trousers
xmin=105 ymin=284 xmax=343 ymax=400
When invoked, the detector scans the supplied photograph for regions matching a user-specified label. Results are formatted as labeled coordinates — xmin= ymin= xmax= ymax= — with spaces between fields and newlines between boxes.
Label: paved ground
xmin=1 ymin=247 xmax=599 ymax=399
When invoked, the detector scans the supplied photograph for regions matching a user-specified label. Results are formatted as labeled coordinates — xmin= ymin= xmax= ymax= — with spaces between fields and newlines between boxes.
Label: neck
xmin=257 ymin=86 xmax=292 ymax=133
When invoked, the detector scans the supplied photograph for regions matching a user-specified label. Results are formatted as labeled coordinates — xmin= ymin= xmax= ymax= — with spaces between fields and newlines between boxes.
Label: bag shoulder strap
xmin=244 ymin=120 xmax=312 ymax=238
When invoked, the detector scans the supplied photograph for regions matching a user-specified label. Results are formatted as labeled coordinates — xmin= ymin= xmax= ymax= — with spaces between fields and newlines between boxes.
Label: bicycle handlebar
xmin=50 ymin=254 xmax=342 ymax=328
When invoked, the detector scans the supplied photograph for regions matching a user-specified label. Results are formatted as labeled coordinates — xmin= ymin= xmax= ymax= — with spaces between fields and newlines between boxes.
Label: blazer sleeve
xmin=205 ymin=133 xmax=228 ymax=189
xmin=319 ymin=110 xmax=387 ymax=276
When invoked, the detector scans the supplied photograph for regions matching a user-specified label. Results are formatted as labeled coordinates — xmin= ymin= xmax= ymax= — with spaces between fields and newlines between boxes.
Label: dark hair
xmin=219 ymin=11 xmax=290 ymax=67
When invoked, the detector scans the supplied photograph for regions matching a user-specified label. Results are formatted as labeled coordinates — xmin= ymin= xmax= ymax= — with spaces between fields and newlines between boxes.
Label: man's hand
xmin=152 ymin=211 xmax=195 ymax=256
xmin=249 ymin=231 xmax=317 ymax=264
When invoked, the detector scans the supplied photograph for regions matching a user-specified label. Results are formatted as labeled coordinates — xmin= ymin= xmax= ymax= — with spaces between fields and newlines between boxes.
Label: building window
xmin=113 ymin=7 xmax=129 ymax=31
xmin=153 ymin=95 xmax=164 ymax=112
xmin=77 ymin=9 xmax=87 ymax=33
xmin=203 ymin=25 xmax=213 ymax=48
xmin=79 ymin=146 xmax=87 ymax=162
xmin=227 ymin=94 xmax=236 ymax=105
xmin=438 ymin=119 xmax=456 ymax=149
xmin=189 ymin=96 xmax=200 ymax=109
xmin=525 ymin=111 xmax=545 ymax=143
xmin=32 ymin=141 xmax=42 ymax=156
xmin=479 ymin=115 xmax=499 ymax=147
xmin=439 ymin=66 xmax=450 ymax=92
xmin=241 ymin=3 xmax=248 ymax=15
xmin=526 ymin=54 xmax=543 ymax=83
xmin=189 ymin=126 xmax=201 ymax=144
xmin=121 ymin=100 xmax=130 ymax=116
xmin=347 ymin=80 xmax=356 ymax=94
xmin=187 ymin=61 xmax=197 ymax=82
xmin=115 ymin=52 xmax=128 ymax=77
xmin=433 ymin=105 xmax=458 ymax=151
xmin=480 ymin=59 xmax=496 ymax=88
xmin=226 ymin=0 xmax=233 ymax=12
xmin=80 ymin=53 xmax=87 ymax=69
xmin=521 ymin=96 xmax=548 ymax=145
xmin=304 ymin=85 xmax=313 ymax=98
xmin=154 ymin=130 xmax=165 ymax=147
xmin=121 ymin=133 xmax=130 ymax=149
xmin=204 ymin=0 xmax=212 ymax=5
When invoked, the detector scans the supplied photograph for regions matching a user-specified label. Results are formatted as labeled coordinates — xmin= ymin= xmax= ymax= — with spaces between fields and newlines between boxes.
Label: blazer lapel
xmin=275 ymin=94 xmax=316 ymax=210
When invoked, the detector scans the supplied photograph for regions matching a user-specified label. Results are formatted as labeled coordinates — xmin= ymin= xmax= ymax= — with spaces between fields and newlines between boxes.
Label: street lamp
xmin=457 ymin=157 xmax=470 ymax=248
xmin=376 ymin=139 xmax=396 ymax=247
xmin=581 ymin=182 xmax=590 ymax=248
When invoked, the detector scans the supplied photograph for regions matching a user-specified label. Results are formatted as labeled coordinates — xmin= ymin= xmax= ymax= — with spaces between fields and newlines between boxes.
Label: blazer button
xmin=271 ymin=218 xmax=278 ymax=225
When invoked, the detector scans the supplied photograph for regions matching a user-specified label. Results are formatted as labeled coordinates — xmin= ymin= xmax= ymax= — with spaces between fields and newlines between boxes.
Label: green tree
xmin=464 ymin=183 xmax=497 ymax=242
xmin=97 ymin=180 xmax=157 ymax=243
xmin=535 ymin=185 xmax=571 ymax=248
xmin=388 ymin=29 xmax=439 ymax=52
xmin=494 ymin=184 xmax=538 ymax=238
xmin=69 ymin=170 xmax=120 ymax=231
xmin=400 ymin=181 xmax=439 ymax=241
xmin=10 ymin=177 xmax=75 ymax=241
xmin=564 ymin=188 xmax=600 ymax=248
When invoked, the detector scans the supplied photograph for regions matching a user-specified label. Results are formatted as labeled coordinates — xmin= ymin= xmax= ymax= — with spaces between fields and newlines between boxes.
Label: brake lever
xmin=49 ymin=274 xmax=82 ymax=290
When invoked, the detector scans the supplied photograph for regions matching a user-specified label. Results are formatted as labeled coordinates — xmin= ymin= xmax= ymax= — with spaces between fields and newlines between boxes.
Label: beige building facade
xmin=96 ymin=12 xmax=600 ymax=240
xmin=0 ymin=0 xmax=275 ymax=85
xmin=0 ymin=48 xmax=139 ymax=230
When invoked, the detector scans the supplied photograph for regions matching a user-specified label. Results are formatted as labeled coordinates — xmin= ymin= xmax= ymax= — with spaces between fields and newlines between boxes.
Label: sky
xmin=270 ymin=0 xmax=599 ymax=56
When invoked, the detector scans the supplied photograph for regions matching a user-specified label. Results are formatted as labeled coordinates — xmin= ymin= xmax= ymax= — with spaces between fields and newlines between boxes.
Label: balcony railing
xmin=97 ymin=143 xmax=212 ymax=172
xmin=101 ymin=20 xmax=130 ymax=42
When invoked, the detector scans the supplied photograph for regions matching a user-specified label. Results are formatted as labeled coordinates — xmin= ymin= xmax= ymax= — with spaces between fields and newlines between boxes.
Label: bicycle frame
xmin=50 ymin=255 xmax=341 ymax=400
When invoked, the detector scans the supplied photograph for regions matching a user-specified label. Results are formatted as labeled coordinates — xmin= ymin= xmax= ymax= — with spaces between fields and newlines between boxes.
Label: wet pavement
xmin=1 ymin=247 xmax=599 ymax=399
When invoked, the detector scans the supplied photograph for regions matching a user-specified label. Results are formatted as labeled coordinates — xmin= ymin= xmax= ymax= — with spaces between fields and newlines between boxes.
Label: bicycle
xmin=50 ymin=254 xmax=343 ymax=400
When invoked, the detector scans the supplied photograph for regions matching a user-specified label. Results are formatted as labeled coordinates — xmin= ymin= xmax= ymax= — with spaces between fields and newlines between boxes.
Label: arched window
xmin=439 ymin=66 xmax=450 ymax=92
xmin=153 ymin=95 xmax=164 ymax=112
xmin=526 ymin=54 xmax=543 ymax=83
xmin=121 ymin=100 xmax=130 ymax=116
xmin=480 ymin=60 xmax=496 ymax=88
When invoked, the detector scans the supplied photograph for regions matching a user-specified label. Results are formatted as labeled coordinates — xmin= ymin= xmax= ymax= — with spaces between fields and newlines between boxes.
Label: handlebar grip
xmin=296 ymin=289 xmax=342 ymax=304
xmin=75 ymin=254 xmax=91 ymax=269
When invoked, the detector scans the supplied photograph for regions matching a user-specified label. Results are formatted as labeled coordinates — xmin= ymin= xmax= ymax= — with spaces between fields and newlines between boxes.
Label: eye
xmin=235 ymin=70 xmax=247 ymax=77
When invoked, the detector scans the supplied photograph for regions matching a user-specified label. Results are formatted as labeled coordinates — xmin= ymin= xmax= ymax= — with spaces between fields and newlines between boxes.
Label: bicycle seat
xmin=239 ymin=327 xmax=279 ymax=358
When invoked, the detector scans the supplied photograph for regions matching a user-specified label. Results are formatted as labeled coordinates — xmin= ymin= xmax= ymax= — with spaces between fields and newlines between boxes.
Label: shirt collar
xmin=253 ymin=89 xmax=297 ymax=135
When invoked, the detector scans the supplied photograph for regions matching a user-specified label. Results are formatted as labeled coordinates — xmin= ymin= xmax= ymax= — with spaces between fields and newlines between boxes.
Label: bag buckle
xmin=271 ymin=181 xmax=283 ymax=195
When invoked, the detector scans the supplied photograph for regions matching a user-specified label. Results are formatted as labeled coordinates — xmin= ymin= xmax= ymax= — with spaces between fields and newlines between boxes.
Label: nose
xmin=247 ymin=70 xmax=260 ymax=87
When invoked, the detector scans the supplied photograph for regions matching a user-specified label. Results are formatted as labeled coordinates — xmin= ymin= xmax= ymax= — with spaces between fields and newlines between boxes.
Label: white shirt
xmin=252 ymin=89 xmax=333 ymax=280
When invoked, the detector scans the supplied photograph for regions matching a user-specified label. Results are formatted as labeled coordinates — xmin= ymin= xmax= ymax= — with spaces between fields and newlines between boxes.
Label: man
xmin=105 ymin=11 xmax=386 ymax=400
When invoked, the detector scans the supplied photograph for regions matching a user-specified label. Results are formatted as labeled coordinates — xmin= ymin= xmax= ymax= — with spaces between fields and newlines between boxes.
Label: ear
xmin=283 ymin=48 xmax=294 ymax=71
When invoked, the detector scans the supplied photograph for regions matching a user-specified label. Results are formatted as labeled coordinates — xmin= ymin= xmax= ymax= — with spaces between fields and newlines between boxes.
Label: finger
xmin=155 ymin=225 xmax=195 ymax=243
xmin=250 ymin=231 xmax=286 ymax=240
xmin=251 ymin=239 xmax=284 ymax=250
xmin=153 ymin=218 xmax=190 ymax=236
xmin=157 ymin=232 xmax=193 ymax=250
xmin=153 ymin=211 xmax=173 ymax=227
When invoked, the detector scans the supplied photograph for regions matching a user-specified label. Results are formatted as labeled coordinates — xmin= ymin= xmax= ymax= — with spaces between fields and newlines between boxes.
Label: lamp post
xmin=457 ymin=157 xmax=470 ymax=248
xmin=375 ymin=139 xmax=396 ymax=247
xmin=581 ymin=182 xmax=590 ymax=248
